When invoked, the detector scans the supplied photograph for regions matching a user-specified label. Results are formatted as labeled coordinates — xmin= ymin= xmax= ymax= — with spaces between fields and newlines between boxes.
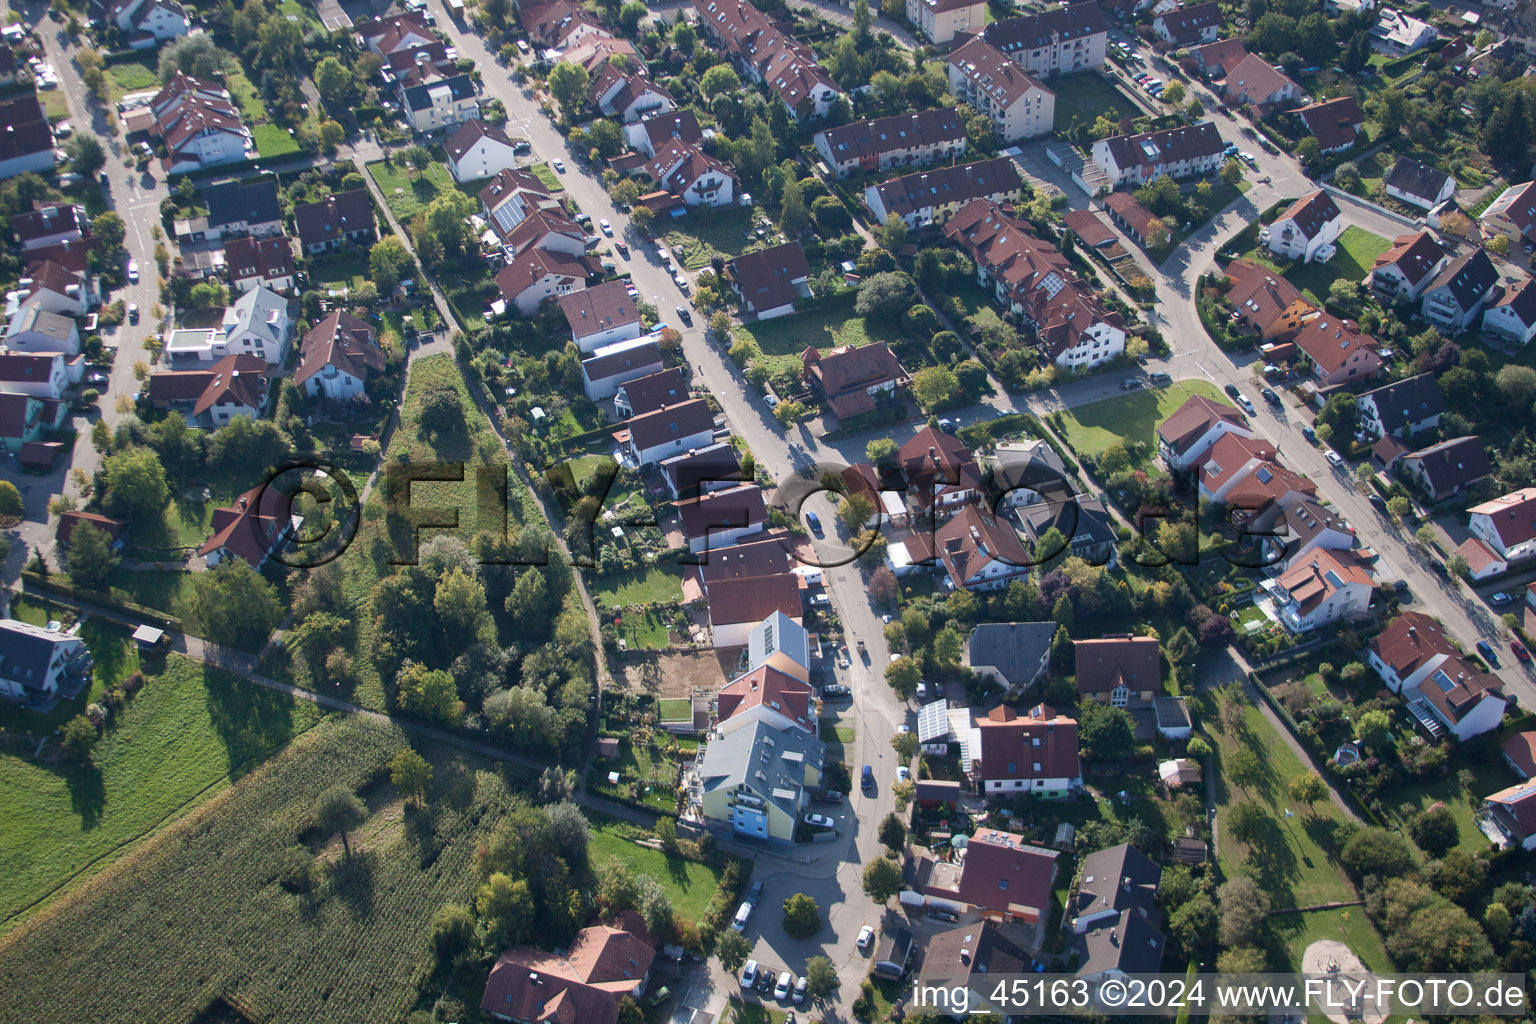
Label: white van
xmin=656 ymin=246 xmax=671 ymax=267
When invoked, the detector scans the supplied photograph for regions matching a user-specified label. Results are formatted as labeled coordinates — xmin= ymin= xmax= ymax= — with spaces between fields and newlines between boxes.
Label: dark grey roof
xmin=0 ymin=618 xmax=84 ymax=693
xmin=201 ymin=180 xmax=282 ymax=230
xmin=1100 ymin=122 xmax=1224 ymax=171
xmin=983 ymin=1 xmax=1107 ymax=52
xmin=966 ymin=622 xmax=1057 ymax=685
xmin=1401 ymin=435 xmax=1490 ymax=494
xmin=1385 ymin=156 xmax=1452 ymax=202
xmin=986 ymin=441 xmax=1071 ymax=499
xmin=403 ymin=73 xmax=476 ymax=111
xmin=1019 ymin=495 xmax=1115 ymax=549
xmin=1072 ymin=842 xmax=1161 ymax=921
xmin=1361 ymin=373 xmax=1443 ymax=435
xmin=1424 ymin=247 xmax=1496 ymax=312
xmin=1075 ymin=908 xmax=1166 ymax=976
xmin=870 ymin=157 xmax=1023 ymax=219
xmin=816 ymin=106 xmax=966 ymax=164
xmin=916 ymin=921 xmax=1035 ymax=985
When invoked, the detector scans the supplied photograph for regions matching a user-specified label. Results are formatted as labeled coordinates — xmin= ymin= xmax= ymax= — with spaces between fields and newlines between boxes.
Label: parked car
xmin=895 ymin=765 xmax=911 ymax=783
xmin=814 ymin=789 xmax=845 ymax=804
xmin=794 ymin=975 xmax=808 ymax=1005
xmin=928 ymin=908 xmax=960 ymax=923
xmin=1513 ymin=640 xmax=1531 ymax=663
xmin=1369 ymin=494 xmax=1389 ymax=515
xmin=755 ymin=970 xmax=774 ymax=995
xmin=741 ymin=961 xmax=759 ymax=989
xmin=915 ymin=681 xmax=929 ymax=700
xmin=804 ymin=813 xmax=835 ymax=828
xmin=861 ymin=765 xmax=874 ymax=791
xmin=127 ymin=260 xmax=139 ymax=283
xmin=732 ymin=902 xmax=753 ymax=932
xmin=1491 ymin=591 xmax=1515 ymax=606
xmin=552 ymin=158 xmax=565 ymax=172
xmin=1261 ymin=387 xmax=1280 ymax=405
xmin=1235 ymin=394 xmax=1255 ymax=414
xmin=1121 ymin=377 xmax=1142 ymax=390
xmin=1477 ymin=639 xmax=1500 ymax=666
xmin=656 ymin=246 xmax=672 ymax=266
xmin=598 ymin=218 xmax=612 ymax=236
xmin=763 ymin=391 xmax=779 ymax=410
xmin=614 ymin=240 xmax=629 ymax=256
xmin=1224 ymin=383 xmax=1241 ymax=399
xmin=674 ymin=273 xmax=690 ymax=293
xmin=857 ymin=925 xmax=875 ymax=950
xmin=774 ymin=973 xmax=793 ymax=1002
xmin=675 ymin=304 xmax=693 ymax=325
xmin=821 ymin=684 xmax=851 ymax=699
xmin=806 ymin=511 xmax=822 ymax=534
xmin=1301 ymin=424 xmax=1317 ymax=442
xmin=1149 ymin=371 xmax=1172 ymax=385
xmin=1241 ymin=151 xmax=1259 ymax=167
xmin=748 ymin=880 xmax=764 ymax=903
xmin=127 ymin=302 xmax=139 ymax=324
xmin=1325 ymin=449 xmax=1343 ymax=466
xmin=810 ymin=593 xmax=831 ymax=607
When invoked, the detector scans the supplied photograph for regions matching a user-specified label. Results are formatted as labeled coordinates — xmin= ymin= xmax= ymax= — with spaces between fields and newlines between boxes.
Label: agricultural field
xmin=0 ymin=717 xmax=520 ymax=1024
xmin=0 ymin=656 xmax=323 ymax=931
xmin=1055 ymin=379 xmax=1226 ymax=471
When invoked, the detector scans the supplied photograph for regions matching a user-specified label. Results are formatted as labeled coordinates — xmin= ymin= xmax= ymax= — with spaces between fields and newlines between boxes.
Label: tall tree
xmin=314 ymin=785 xmax=366 ymax=859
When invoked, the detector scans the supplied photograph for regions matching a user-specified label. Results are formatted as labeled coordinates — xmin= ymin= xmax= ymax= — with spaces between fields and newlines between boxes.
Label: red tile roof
xmin=717 ymin=664 xmax=815 ymax=731
xmin=955 ymin=828 xmax=1060 ymax=920
xmin=706 ymin=573 xmax=802 ymax=628
xmin=1468 ymin=488 xmax=1536 ymax=550
xmin=1372 ymin=231 xmax=1445 ymax=289
xmin=1299 ymin=95 xmax=1365 ymax=152
xmin=673 ymin=483 xmax=767 ymax=544
xmin=802 ymin=343 xmax=906 ymax=418
xmin=974 ymin=704 xmax=1080 ymax=789
xmin=1157 ymin=394 xmax=1245 ymax=456
xmin=480 ymin=921 xmax=655 ymax=1024
xmin=1503 ymin=732 xmax=1536 ymax=778
xmin=196 ymin=482 xmax=292 ymax=567
xmin=296 ymin=311 xmax=384 ymax=388
xmin=1074 ymin=635 xmax=1160 ymax=696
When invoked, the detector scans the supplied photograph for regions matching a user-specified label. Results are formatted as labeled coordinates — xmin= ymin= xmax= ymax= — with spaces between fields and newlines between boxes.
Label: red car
xmin=1513 ymin=640 xmax=1532 ymax=663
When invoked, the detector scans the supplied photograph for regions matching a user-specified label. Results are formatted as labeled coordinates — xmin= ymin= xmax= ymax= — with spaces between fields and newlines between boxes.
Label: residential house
xmin=295 ymin=311 xmax=385 ymax=401
xmin=907 ymin=0 xmax=987 ymax=44
xmin=378 ymin=41 xmax=457 ymax=91
xmin=3 ymin=305 xmax=79 ymax=355
xmin=499 ymin=207 xmax=586 ymax=260
xmin=1357 ymin=373 xmax=1443 ymax=440
xmin=12 ymin=260 xmax=91 ymax=317
xmin=1368 ymin=612 xmax=1507 ymax=740
xmin=689 ymin=0 xmax=843 ymax=119
xmin=197 ymin=483 xmax=299 ymax=569
xmin=1190 ymin=37 xmax=1247 ymax=77
xmin=479 ymin=167 xmax=561 ymax=240
xmin=519 ymin=0 xmax=607 ymax=48
xmin=941 ymin=199 xmax=1126 ymax=369
xmin=1480 ymin=180 xmax=1536 ymax=246
xmin=814 ymin=107 xmax=967 ymax=182
xmin=1266 ymin=494 xmax=1357 ymax=568
xmin=445 ymin=119 xmax=523 ymax=183
xmin=614 ymin=366 xmax=687 ymax=419
xmin=1482 ymin=784 xmax=1536 ymax=852
xmin=696 ymin=535 xmax=792 ymax=593
xmin=968 ymin=703 xmax=1081 ymax=797
xmin=1421 ymin=248 xmax=1497 ymax=333
xmin=965 ymin=622 xmax=1057 ymax=694
xmin=151 ymin=72 xmax=252 ymax=174
xmin=1157 ymin=393 xmax=1251 ymax=471
xmin=223 ymin=236 xmax=295 ymax=295
xmin=0 ymin=618 xmax=92 ymax=703
xmin=1264 ymin=190 xmax=1342 ymax=264
xmin=401 ymin=71 xmax=479 ymax=133
xmin=1370 ymin=7 xmax=1437 ymax=55
xmin=1091 ymin=122 xmax=1225 ymax=188
xmin=979 ymin=3 xmax=1108 ymax=78
xmin=1384 ymin=156 xmax=1456 ymax=210
xmin=987 ymin=439 xmax=1072 ymax=508
xmin=913 ymin=923 xmax=1038 ymax=1016
xmin=1018 ymin=494 xmax=1116 ymax=564
xmin=359 ymin=12 xmax=437 ymax=55
xmin=1074 ymin=635 xmax=1159 ymax=705
xmin=1467 ymin=487 xmax=1536 ymax=567
xmin=1070 ymin=843 xmax=1165 ymax=981
xmin=864 ymin=157 xmax=1026 ymax=229
xmin=1503 ymin=732 xmax=1536 ymax=779
xmin=145 ymin=353 xmax=269 ymax=428
xmin=581 ymin=338 xmax=663 ymax=402
xmin=743 ymin=609 xmax=811 ymax=684
xmin=900 ymin=426 xmax=983 ymax=516
xmin=716 ymin=664 xmax=816 ymax=736
xmin=917 ymin=829 xmax=1061 ymax=943
xmin=1062 ymin=209 xmax=1118 ymax=249
xmin=1297 ymin=95 xmax=1366 ymax=153
xmin=802 ymin=342 xmax=907 ymax=420
xmin=1290 ymin=316 xmax=1382 ymax=386
xmin=293 ymin=190 xmax=376 ymax=255
xmin=625 ymin=111 xmax=704 ymax=159
xmin=921 ymin=504 xmax=1033 ymax=591
xmin=1395 ymin=436 xmax=1490 ymax=502
xmin=0 ymin=352 xmax=67 ymax=399
xmin=697 ymin=717 xmax=823 ymax=841
xmin=201 ymin=179 xmax=284 ymax=241
xmin=1102 ymin=191 xmax=1159 ymax=246
xmin=561 ymin=280 xmax=643 ymax=353
xmin=1482 ymin=277 xmax=1536 ymax=347
xmin=621 ymin=398 xmax=714 ymax=465
xmin=56 ymin=511 xmax=127 ymax=551
xmin=1223 ymin=259 xmax=1317 ymax=339
xmin=1221 ymin=455 xmax=1318 ymax=527
xmin=660 ymin=442 xmax=743 ymax=501
xmin=945 ymin=37 xmax=1056 ymax=144
xmin=104 ymin=0 xmax=189 ymax=43
xmin=645 ymin=140 xmax=738 ymax=207
xmin=164 ymin=286 xmax=290 ymax=366
xmin=0 ymin=392 xmax=56 ymax=452
xmin=0 ymin=93 xmax=54 ymax=181
xmin=674 ymin=483 xmax=767 ymax=554
xmin=1196 ymin=432 xmax=1279 ymax=502
xmin=1153 ymin=1 xmax=1222 ymax=44
xmin=707 ymin=573 xmax=803 ymax=647
xmin=494 ymin=249 xmax=591 ymax=315
xmin=1260 ymin=547 xmax=1374 ymax=634
xmin=1219 ymin=53 xmax=1301 ymax=109
xmin=479 ymin=920 xmax=655 ymax=1024
xmin=727 ymin=241 xmax=812 ymax=320
xmin=588 ymin=64 xmax=674 ymax=123
xmin=11 ymin=203 xmax=88 ymax=252
xmin=1368 ymin=230 xmax=1447 ymax=304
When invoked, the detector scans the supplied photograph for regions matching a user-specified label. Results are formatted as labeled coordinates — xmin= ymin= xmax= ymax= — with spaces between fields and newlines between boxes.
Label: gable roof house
xmin=1503 ymin=732 xmax=1536 ymax=780
xmin=1074 ymin=634 xmax=1159 ymax=705
xmin=814 ymin=106 xmax=968 ymax=182
xmin=1420 ymin=247 xmax=1497 ymax=333
xmin=914 ymin=922 xmax=1038 ymax=1014
xmin=979 ymin=2 xmax=1108 ymax=78
xmin=802 ymin=342 xmax=907 ymax=421
xmin=907 ymin=0 xmax=987 ymax=45
xmin=1482 ymin=783 xmax=1536 ymax=852
xmin=1370 ymin=7 xmax=1437 ymax=55
xmin=945 ymin=37 xmax=1057 ymax=145
xmin=1265 ymin=493 xmax=1358 ymax=569
xmin=694 ymin=535 xmax=791 ymax=592
xmin=4 ymin=305 xmax=79 ymax=355
xmin=1467 ymin=487 xmax=1536 ymax=565
xmin=697 ymin=717 xmax=824 ymax=842
xmin=588 ymin=63 xmax=674 ymax=124
xmin=197 ymin=482 xmax=299 ymax=569
xmin=495 ymin=249 xmax=592 ymax=316
xmin=479 ymin=919 xmax=655 ymax=1024
xmin=1152 ymin=1 xmax=1222 ymax=44
xmin=1156 ymin=393 xmax=1252 ymax=471
xmin=1223 ymin=258 xmax=1317 ymax=339
xmin=1368 ymin=230 xmax=1448 ymax=304
xmin=1264 ymin=190 xmax=1342 ymax=265
xmin=1191 ymin=37 xmax=1247 ymax=77
xmin=293 ymin=190 xmax=376 ymax=255
xmin=645 ymin=140 xmax=738 ymax=207
xmin=941 ymin=199 xmax=1126 ymax=369
xmin=965 ymin=622 xmax=1058 ymax=694
xmin=900 ymin=425 xmax=983 ymax=515
xmin=1482 ymin=276 xmax=1536 ymax=348
xmin=706 ymin=573 xmax=803 ymax=648
xmin=446 ymin=119 xmax=524 ymax=183
xmin=689 ymin=0 xmax=843 ymax=119
xmin=659 ymin=442 xmax=742 ymax=502
xmin=614 ymin=366 xmax=688 ymax=419
xmin=1219 ymin=53 xmax=1301 ymax=110
xmin=1356 ymin=373 xmax=1443 ymax=440
xmin=0 ymin=617 xmax=92 ymax=704
xmin=1090 ymin=121 xmax=1225 ymax=188
xmin=727 ymin=241 xmax=812 ymax=320
xmin=581 ymin=338 xmax=663 ymax=402
xmin=1368 ymin=611 xmax=1507 ymax=740
xmin=1195 ymin=432 xmax=1279 ymax=502
xmin=561 ymin=280 xmax=643 ymax=353
xmin=11 ymin=203 xmax=89 ymax=252
xmin=863 ymin=157 xmax=1026 ymax=230
xmin=56 ymin=511 xmax=127 ymax=552
xmin=1385 ymin=156 xmax=1456 ymax=210
xmin=104 ymin=0 xmax=189 ymax=44
xmin=1017 ymin=493 xmax=1116 ymax=564
xmin=0 ymin=392 xmax=52 ymax=452
xmin=1290 ymin=316 xmax=1382 ymax=387
xmin=10 ymin=259 xmax=90 ymax=318
xmin=200 ymin=179 xmax=284 ymax=241
xmin=927 ymin=504 xmax=1034 ymax=592
xmin=1480 ymin=180 xmax=1536 ymax=245
xmin=746 ymin=609 xmax=812 ymax=683
xmin=295 ymin=311 xmax=385 ymax=402
xmin=0 ymin=92 xmax=56 ymax=181
xmin=1395 ymin=436 xmax=1490 ymax=502
xmin=1297 ymin=95 xmax=1366 ymax=154
xmin=150 ymin=73 xmax=253 ymax=174
xmin=223 ymin=236 xmax=296 ymax=295
xmin=1070 ymin=843 xmax=1165 ymax=980
xmin=968 ymin=703 xmax=1081 ymax=797
xmin=0 ymin=351 xmax=68 ymax=400
xmin=674 ymin=483 xmax=768 ymax=554
xmin=918 ymin=828 xmax=1062 ymax=945
xmin=621 ymin=398 xmax=715 ymax=466
xmin=145 ymin=353 xmax=270 ymax=428
xmin=479 ymin=167 xmax=562 ymax=241
xmin=359 ymin=12 xmax=437 ymax=54
xmin=400 ymin=71 xmax=479 ymax=134
xmin=716 ymin=664 xmax=816 ymax=736
xmin=163 ymin=286 xmax=290 ymax=367
xmin=1260 ymin=547 xmax=1374 ymax=634
xmin=987 ymin=438 xmax=1072 ymax=508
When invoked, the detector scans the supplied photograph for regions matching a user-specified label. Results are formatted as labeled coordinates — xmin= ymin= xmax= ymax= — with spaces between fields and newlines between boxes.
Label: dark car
xmin=1121 ymin=377 xmax=1142 ymax=390
xmin=861 ymin=765 xmax=874 ymax=791
xmin=748 ymin=880 xmax=764 ymax=903
xmin=1224 ymin=383 xmax=1242 ymax=400
xmin=614 ymin=240 xmax=629 ymax=256
xmin=675 ymin=304 xmax=692 ymax=325
xmin=1477 ymin=640 xmax=1500 ymax=666
xmin=814 ymin=790 xmax=845 ymax=805
xmin=1261 ymin=387 xmax=1280 ymax=405
xmin=1369 ymin=494 xmax=1389 ymax=514
xmin=821 ymin=684 xmax=851 ymax=699
xmin=1301 ymin=425 xmax=1317 ymax=443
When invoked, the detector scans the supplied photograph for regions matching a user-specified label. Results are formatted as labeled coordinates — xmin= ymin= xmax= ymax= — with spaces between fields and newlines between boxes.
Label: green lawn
xmin=1388 ymin=761 xmax=1506 ymax=856
xmin=309 ymin=250 xmax=369 ymax=291
xmin=1051 ymin=71 xmax=1141 ymax=127
xmin=224 ymin=69 xmax=268 ymax=122
xmin=0 ymin=656 xmax=323 ymax=930
xmin=1266 ymin=906 xmax=1394 ymax=973
xmin=367 ymin=158 xmax=461 ymax=222
xmin=663 ymin=207 xmax=760 ymax=269
xmin=528 ymin=162 xmax=564 ymax=192
xmin=252 ymin=124 xmax=299 ymax=159
xmin=727 ymin=998 xmax=790 ymax=1024
xmin=0 ymin=614 xmax=136 ymax=735
xmin=736 ymin=292 xmax=874 ymax=377
xmin=659 ymin=698 xmax=692 ymax=721
xmin=586 ymin=814 xmax=724 ymax=923
xmin=104 ymin=58 xmax=159 ymax=102
xmin=617 ymin=607 xmax=671 ymax=649
xmin=1056 ymin=379 xmax=1226 ymax=468
xmin=1285 ymin=226 xmax=1392 ymax=305
xmin=591 ymin=564 xmax=684 ymax=607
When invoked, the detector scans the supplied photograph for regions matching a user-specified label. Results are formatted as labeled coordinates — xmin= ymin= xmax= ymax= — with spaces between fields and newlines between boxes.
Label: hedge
xmin=20 ymin=570 xmax=184 ymax=631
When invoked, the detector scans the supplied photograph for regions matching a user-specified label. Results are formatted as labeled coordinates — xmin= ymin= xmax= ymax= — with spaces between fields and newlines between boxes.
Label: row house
xmin=946 ymin=37 xmax=1056 ymax=144
xmin=864 ymin=156 xmax=1025 ymax=229
xmin=1420 ymin=247 xmax=1497 ymax=333
xmin=1091 ymin=122 xmax=1225 ymax=188
xmin=151 ymin=72 xmax=252 ymax=174
xmin=588 ymin=63 xmax=674 ymax=124
xmin=979 ymin=2 xmax=1108 ymax=79
xmin=645 ymin=140 xmax=738 ymax=207
xmin=690 ymin=0 xmax=843 ymax=119
xmin=813 ymin=106 xmax=967 ymax=181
